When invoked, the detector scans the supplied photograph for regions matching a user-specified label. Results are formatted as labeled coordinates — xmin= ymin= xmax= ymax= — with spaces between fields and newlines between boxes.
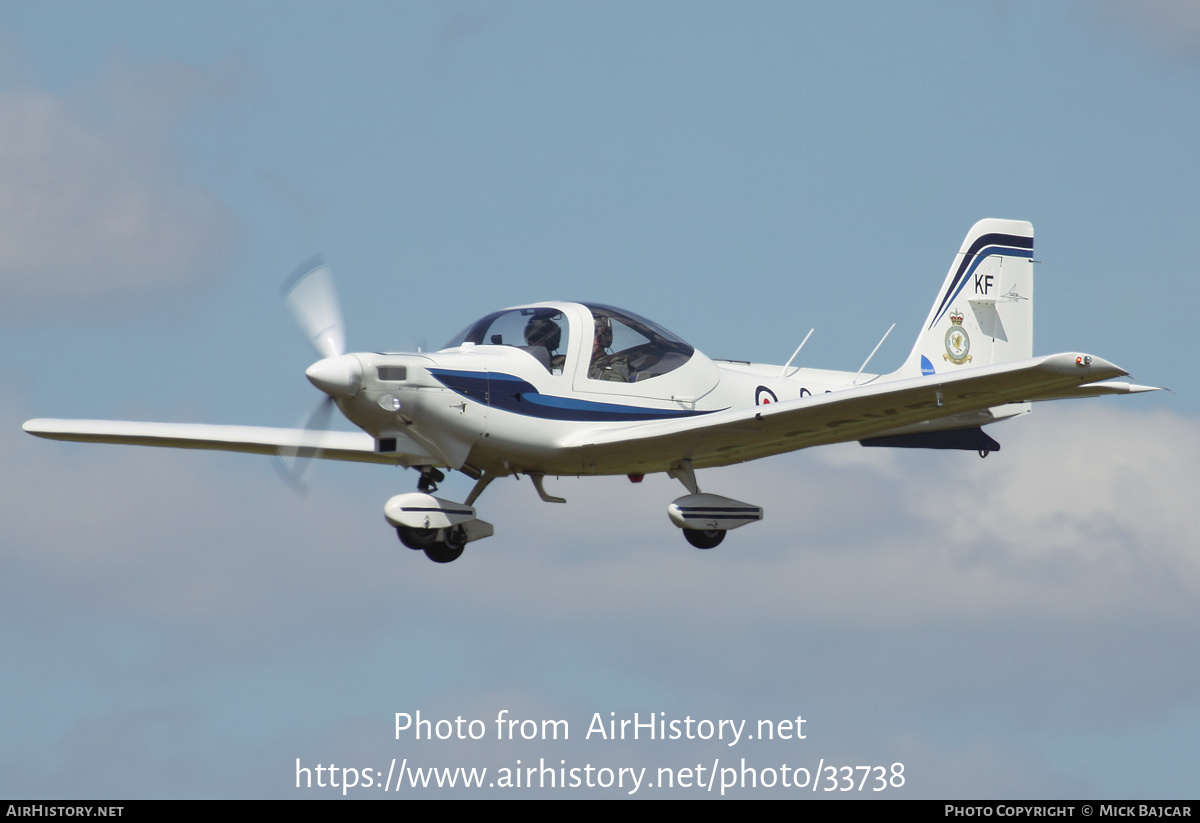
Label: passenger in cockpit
xmin=523 ymin=312 xmax=566 ymax=373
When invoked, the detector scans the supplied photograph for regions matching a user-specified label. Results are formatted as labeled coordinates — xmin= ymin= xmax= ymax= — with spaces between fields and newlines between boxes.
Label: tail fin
xmin=897 ymin=218 xmax=1034 ymax=377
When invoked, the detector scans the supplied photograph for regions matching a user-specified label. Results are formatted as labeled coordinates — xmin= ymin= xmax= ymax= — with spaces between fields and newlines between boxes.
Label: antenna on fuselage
xmin=778 ymin=328 xmax=814 ymax=377
xmin=854 ymin=322 xmax=896 ymax=383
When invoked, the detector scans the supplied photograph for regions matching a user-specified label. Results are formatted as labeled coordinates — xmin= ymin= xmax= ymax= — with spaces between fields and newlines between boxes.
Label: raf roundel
xmin=755 ymin=386 xmax=778 ymax=406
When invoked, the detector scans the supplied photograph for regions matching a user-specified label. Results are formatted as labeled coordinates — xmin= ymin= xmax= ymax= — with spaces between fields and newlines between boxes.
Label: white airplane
xmin=24 ymin=219 xmax=1160 ymax=562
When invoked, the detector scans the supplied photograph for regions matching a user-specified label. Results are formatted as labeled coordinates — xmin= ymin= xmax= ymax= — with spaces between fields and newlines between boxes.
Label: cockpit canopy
xmin=582 ymin=303 xmax=694 ymax=383
xmin=442 ymin=302 xmax=695 ymax=383
xmin=444 ymin=307 xmax=570 ymax=373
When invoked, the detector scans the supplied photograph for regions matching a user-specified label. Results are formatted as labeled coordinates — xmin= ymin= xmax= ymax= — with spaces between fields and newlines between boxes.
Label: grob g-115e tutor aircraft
xmin=24 ymin=219 xmax=1160 ymax=562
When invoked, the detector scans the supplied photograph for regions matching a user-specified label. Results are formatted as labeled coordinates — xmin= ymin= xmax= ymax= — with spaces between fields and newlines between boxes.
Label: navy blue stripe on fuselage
xmin=928 ymin=232 xmax=1033 ymax=329
xmin=429 ymin=369 xmax=718 ymax=422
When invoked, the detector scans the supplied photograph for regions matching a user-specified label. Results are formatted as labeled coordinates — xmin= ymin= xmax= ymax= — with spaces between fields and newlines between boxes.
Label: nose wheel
xmin=421 ymin=526 xmax=467 ymax=563
xmin=396 ymin=524 xmax=468 ymax=562
xmin=396 ymin=525 xmax=438 ymax=550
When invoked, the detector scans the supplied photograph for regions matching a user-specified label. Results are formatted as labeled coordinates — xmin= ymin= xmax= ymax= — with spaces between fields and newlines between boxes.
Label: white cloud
xmin=1096 ymin=0 xmax=1200 ymax=56
xmin=0 ymin=66 xmax=237 ymax=313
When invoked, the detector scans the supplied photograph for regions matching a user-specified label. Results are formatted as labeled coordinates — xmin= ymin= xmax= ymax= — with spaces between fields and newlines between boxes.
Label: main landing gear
xmin=682 ymin=528 xmax=726 ymax=550
xmin=667 ymin=460 xmax=763 ymax=550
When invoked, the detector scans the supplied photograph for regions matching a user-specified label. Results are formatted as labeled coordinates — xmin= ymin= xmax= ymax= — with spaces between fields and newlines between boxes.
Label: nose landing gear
xmin=385 ymin=492 xmax=493 ymax=563
xmin=419 ymin=525 xmax=467 ymax=563
xmin=417 ymin=467 xmax=446 ymax=494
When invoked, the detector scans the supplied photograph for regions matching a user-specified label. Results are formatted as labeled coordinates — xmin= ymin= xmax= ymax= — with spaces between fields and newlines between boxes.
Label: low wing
xmin=565 ymin=353 xmax=1161 ymax=472
xmin=22 ymin=419 xmax=434 ymax=467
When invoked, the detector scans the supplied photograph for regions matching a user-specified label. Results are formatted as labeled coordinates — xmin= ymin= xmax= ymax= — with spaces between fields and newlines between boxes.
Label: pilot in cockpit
xmin=589 ymin=314 xmax=632 ymax=382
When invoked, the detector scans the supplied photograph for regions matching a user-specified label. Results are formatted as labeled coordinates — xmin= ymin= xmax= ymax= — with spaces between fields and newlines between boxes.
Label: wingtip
xmin=22 ymin=418 xmax=48 ymax=435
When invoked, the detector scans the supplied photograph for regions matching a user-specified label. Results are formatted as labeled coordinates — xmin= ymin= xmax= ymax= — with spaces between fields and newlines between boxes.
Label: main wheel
xmin=683 ymin=528 xmax=725 ymax=549
xmin=397 ymin=526 xmax=438 ymax=550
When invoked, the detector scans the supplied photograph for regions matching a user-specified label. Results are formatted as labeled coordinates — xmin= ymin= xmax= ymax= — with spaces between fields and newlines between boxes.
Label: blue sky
xmin=2 ymin=1 xmax=1197 ymax=798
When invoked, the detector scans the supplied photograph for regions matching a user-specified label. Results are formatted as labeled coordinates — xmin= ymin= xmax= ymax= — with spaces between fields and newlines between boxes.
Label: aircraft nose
xmin=306 ymin=354 xmax=363 ymax=398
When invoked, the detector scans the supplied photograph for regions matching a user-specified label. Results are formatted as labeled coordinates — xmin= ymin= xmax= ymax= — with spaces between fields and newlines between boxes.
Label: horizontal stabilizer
xmin=1025 ymin=381 xmax=1163 ymax=401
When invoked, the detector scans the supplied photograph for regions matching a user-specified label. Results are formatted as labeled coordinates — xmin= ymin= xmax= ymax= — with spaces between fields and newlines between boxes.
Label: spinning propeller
xmin=277 ymin=259 xmax=363 ymax=487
